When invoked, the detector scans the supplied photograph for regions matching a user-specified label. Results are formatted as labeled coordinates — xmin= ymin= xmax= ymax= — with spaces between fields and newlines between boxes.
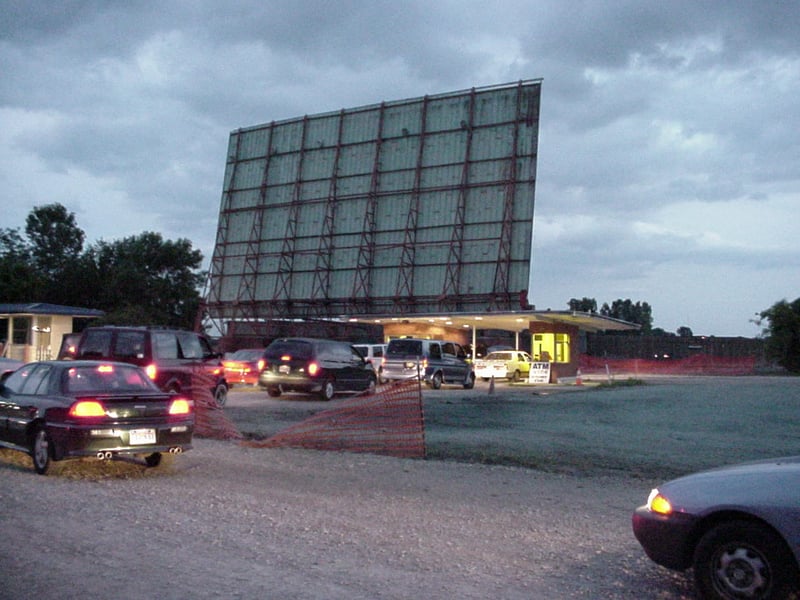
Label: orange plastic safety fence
xmin=189 ymin=373 xmax=243 ymax=440
xmin=580 ymin=354 xmax=757 ymax=376
xmin=244 ymin=380 xmax=425 ymax=459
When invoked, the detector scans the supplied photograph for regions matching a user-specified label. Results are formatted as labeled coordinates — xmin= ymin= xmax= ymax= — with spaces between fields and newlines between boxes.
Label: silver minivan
xmin=381 ymin=338 xmax=475 ymax=389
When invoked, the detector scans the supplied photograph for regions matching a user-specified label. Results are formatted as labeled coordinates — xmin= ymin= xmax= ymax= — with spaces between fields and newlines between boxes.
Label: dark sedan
xmin=0 ymin=360 xmax=194 ymax=474
xmin=632 ymin=457 xmax=800 ymax=599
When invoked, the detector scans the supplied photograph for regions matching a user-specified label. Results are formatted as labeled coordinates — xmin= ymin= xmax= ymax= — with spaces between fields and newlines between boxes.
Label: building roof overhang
xmin=0 ymin=303 xmax=105 ymax=318
xmin=342 ymin=310 xmax=639 ymax=334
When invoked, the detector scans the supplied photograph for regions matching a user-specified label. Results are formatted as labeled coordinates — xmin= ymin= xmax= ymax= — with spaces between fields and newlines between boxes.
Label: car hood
xmin=660 ymin=455 xmax=800 ymax=513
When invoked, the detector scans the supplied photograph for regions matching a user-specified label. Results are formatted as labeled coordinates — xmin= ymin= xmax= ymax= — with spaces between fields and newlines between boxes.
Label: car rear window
xmin=387 ymin=340 xmax=422 ymax=355
xmin=78 ymin=330 xmax=113 ymax=359
xmin=265 ymin=340 xmax=313 ymax=360
xmin=63 ymin=364 xmax=155 ymax=393
xmin=113 ymin=331 xmax=147 ymax=359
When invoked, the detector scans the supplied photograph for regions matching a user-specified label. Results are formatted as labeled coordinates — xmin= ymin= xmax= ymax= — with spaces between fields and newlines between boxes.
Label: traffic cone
xmin=575 ymin=368 xmax=583 ymax=386
xmin=488 ymin=375 xmax=495 ymax=395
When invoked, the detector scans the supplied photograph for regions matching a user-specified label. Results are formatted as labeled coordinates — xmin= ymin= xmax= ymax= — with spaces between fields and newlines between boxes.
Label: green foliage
xmin=0 ymin=203 xmax=205 ymax=330
xmin=25 ymin=204 xmax=85 ymax=275
xmin=568 ymin=297 xmax=598 ymax=312
xmin=760 ymin=298 xmax=800 ymax=373
xmin=596 ymin=377 xmax=645 ymax=389
xmin=600 ymin=299 xmax=653 ymax=333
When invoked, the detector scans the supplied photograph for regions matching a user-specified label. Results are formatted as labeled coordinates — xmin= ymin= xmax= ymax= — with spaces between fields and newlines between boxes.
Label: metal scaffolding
xmin=201 ymin=80 xmax=542 ymax=335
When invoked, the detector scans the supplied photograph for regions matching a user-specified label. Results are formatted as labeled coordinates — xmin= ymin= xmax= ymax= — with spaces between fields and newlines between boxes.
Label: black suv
xmin=258 ymin=338 xmax=377 ymax=401
xmin=65 ymin=326 xmax=229 ymax=406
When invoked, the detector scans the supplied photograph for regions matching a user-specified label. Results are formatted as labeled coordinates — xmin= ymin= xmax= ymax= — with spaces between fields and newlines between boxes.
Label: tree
xmin=677 ymin=326 xmax=693 ymax=337
xmin=0 ymin=227 xmax=41 ymax=301
xmin=2 ymin=206 xmax=206 ymax=331
xmin=600 ymin=299 xmax=653 ymax=333
xmin=568 ymin=297 xmax=597 ymax=312
xmin=25 ymin=203 xmax=85 ymax=276
xmin=92 ymin=232 xmax=205 ymax=329
xmin=760 ymin=298 xmax=800 ymax=373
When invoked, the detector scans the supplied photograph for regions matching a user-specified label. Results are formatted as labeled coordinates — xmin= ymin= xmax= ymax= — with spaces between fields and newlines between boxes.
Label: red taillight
xmin=169 ymin=398 xmax=192 ymax=415
xmin=280 ymin=354 xmax=291 ymax=361
xmin=145 ymin=364 xmax=157 ymax=380
xmin=69 ymin=400 xmax=106 ymax=418
xmin=308 ymin=362 xmax=320 ymax=376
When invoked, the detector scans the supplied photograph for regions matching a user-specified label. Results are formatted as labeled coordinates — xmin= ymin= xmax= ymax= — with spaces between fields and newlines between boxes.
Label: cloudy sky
xmin=2 ymin=1 xmax=798 ymax=337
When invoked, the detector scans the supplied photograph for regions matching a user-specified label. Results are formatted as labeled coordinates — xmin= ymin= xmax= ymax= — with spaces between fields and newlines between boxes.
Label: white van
xmin=352 ymin=343 xmax=387 ymax=383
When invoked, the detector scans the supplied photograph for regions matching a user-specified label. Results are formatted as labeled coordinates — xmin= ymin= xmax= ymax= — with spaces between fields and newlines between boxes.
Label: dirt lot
xmin=1 ymin=376 xmax=798 ymax=599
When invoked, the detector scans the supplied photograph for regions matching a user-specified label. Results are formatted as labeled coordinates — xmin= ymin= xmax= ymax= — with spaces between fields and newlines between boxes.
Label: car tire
xmin=430 ymin=372 xmax=443 ymax=390
xmin=213 ymin=384 xmax=228 ymax=408
xmin=320 ymin=379 xmax=336 ymax=401
xmin=463 ymin=372 xmax=475 ymax=389
xmin=31 ymin=425 xmax=52 ymax=475
xmin=365 ymin=375 xmax=377 ymax=395
xmin=267 ymin=387 xmax=281 ymax=398
xmin=511 ymin=369 xmax=520 ymax=382
xmin=693 ymin=520 xmax=799 ymax=600
xmin=145 ymin=452 xmax=162 ymax=468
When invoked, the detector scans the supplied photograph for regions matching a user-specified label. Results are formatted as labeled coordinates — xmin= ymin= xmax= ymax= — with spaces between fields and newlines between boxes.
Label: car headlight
xmin=646 ymin=488 xmax=673 ymax=515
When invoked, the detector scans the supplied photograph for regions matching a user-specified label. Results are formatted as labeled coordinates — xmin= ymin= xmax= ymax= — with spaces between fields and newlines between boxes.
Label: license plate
xmin=129 ymin=429 xmax=156 ymax=445
xmin=279 ymin=365 xmax=291 ymax=374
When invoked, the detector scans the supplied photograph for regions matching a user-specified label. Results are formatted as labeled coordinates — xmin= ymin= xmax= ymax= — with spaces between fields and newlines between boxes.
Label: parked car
xmin=63 ymin=326 xmax=229 ymax=407
xmin=381 ymin=338 xmax=475 ymax=389
xmin=0 ymin=360 xmax=194 ymax=474
xmin=222 ymin=348 xmax=264 ymax=386
xmin=632 ymin=456 xmax=800 ymax=599
xmin=258 ymin=338 xmax=377 ymax=401
xmin=352 ymin=343 xmax=387 ymax=383
xmin=57 ymin=332 xmax=81 ymax=359
xmin=473 ymin=350 xmax=534 ymax=382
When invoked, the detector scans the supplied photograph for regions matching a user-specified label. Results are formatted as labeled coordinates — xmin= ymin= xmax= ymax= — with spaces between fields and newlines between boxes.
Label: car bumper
xmin=258 ymin=372 xmax=322 ymax=393
xmin=47 ymin=420 xmax=194 ymax=459
xmin=475 ymin=368 xmax=508 ymax=379
xmin=631 ymin=506 xmax=697 ymax=571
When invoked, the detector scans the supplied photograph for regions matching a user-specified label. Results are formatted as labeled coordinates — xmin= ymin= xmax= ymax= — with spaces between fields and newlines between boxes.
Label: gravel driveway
xmin=2 ymin=376 xmax=798 ymax=599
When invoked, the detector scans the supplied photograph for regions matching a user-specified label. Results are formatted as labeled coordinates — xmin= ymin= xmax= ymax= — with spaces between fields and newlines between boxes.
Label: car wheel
xmin=267 ymin=387 xmax=281 ymax=398
xmin=213 ymin=384 xmax=228 ymax=408
xmin=463 ymin=372 xmax=475 ymax=389
xmin=430 ymin=372 xmax=443 ymax=390
xmin=693 ymin=520 xmax=799 ymax=600
xmin=511 ymin=369 xmax=520 ymax=382
xmin=320 ymin=379 xmax=336 ymax=401
xmin=145 ymin=452 xmax=162 ymax=468
xmin=31 ymin=426 xmax=52 ymax=475
xmin=365 ymin=375 xmax=377 ymax=395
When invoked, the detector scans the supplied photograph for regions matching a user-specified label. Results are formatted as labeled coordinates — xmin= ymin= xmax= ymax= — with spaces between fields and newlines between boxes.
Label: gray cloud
xmin=1 ymin=0 xmax=798 ymax=335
